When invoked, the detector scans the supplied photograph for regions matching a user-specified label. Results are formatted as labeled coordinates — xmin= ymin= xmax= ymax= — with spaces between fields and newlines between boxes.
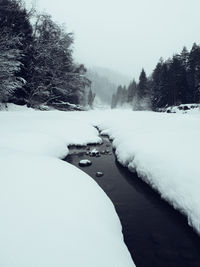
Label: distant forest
xmin=0 ymin=0 xmax=94 ymax=110
xmin=112 ymin=44 xmax=200 ymax=110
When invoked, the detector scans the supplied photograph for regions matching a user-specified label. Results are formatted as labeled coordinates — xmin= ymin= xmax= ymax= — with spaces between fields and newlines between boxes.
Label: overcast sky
xmin=26 ymin=0 xmax=200 ymax=80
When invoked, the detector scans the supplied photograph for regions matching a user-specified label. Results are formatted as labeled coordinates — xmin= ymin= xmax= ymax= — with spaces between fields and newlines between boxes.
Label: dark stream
xmin=64 ymin=136 xmax=200 ymax=267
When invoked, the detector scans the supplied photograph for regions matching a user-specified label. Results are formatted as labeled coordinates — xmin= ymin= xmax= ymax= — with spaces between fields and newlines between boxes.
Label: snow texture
xmin=2 ymin=105 xmax=200 ymax=266
xmin=0 ymin=108 xmax=134 ymax=267
xmin=160 ymin=103 xmax=200 ymax=114
xmin=54 ymin=108 xmax=200 ymax=235
xmin=92 ymin=110 xmax=200 ymax=234
xmin=79 ymin=159 xmax=92 ymax=166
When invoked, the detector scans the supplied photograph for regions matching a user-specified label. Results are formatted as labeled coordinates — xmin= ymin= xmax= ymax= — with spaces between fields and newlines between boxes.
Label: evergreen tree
xmin=138 ymin=69 xmax=148 ymax=99
xmin=127 ymin=80 xmax=137 ymax=103
xmin=121 ymin=86 xmax=127 ymax=104
xmin=151 ymin=46 xmax=198 ymax=110
xmin=0 ymin=0 xmax=32 ymax=103
xmin=137 ymin=68 xmax=151 ymax=110
xmin=168 ymin=55 xmax=188 ymax=105
xmin=181 ymin=46 xmax=189 ymax=68
xmin=187 ymin=43 xmax=200 ymax=102
xmin=0 ymin=31 xmax=24 ymax=103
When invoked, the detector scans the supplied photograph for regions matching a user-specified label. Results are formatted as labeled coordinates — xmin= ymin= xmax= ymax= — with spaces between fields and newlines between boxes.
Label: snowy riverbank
xmin=53 ymin=108 xmax=200 ymax=235
xmin=94 ymin=110 xmax=200 ymax=234
xmin=1 ymin=106 xmax=200 ymax=266
xmin=0 ymin=109 xmax=135 ymax=267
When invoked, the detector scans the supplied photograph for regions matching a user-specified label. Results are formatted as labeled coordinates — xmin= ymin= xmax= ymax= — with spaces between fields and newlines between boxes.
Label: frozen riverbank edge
xmin=0 ymin=108 xmax=135 ymax=267
xmin=93 ymin=110 xmax=200 ymax=235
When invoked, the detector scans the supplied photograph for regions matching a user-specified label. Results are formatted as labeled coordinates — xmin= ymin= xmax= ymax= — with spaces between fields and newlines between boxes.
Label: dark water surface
xmin=64 ymin=136 xmax=200 ymax=267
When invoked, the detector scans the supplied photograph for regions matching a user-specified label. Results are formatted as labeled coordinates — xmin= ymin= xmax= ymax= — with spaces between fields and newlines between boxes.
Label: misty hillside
xmin=86 ymin=67 xmax=130 ymax=104
xmin=92 ymin=66 xmax=131 ymax=87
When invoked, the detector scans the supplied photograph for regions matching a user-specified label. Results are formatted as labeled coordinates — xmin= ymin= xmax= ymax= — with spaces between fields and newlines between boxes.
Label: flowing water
xmin=64 ymin=136 xmax=200 ymax=267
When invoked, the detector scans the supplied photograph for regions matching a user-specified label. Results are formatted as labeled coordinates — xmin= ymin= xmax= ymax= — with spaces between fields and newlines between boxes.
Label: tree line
xmin=0 ymin=0 xmax=94 ymax=110
xmin=111 ymin=44 xmax=200 ymax=110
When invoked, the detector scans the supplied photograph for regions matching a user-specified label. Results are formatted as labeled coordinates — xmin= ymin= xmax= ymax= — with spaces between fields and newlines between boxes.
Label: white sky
xmin=26 ymin=0 xmax=200 ymax=79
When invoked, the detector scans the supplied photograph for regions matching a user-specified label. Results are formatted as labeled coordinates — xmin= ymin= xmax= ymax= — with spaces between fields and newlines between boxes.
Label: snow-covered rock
xmin=96 ymin=171 xmax=104 ymax=177
xmin=79 ymin=159 xmax=92 ymax=166
xmin=90 ymin=148 xmax=100 ymax=157
xmin=160 ymin=103 xmax=200 ymax=114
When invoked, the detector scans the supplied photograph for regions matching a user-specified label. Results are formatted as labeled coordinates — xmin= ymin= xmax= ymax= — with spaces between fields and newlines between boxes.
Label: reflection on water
xmin=64 ymin=137 xmax=200 ymax=267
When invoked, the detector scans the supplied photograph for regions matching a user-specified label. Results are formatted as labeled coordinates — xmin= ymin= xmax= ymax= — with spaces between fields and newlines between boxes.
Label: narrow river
xmin=64 ymin=136 xmax=200 ymax=267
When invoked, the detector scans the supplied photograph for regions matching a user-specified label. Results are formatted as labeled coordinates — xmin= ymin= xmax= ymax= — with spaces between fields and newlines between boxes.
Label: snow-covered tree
xmin=0 ymin=31 xmax=25 ymax=103
xmin=27 ymin=14 xmax=90 ymax=107
xmin=0 ymin=0 xmax=32 ymax=104
xmin=127 ymin=80 xmax=137 ymax=103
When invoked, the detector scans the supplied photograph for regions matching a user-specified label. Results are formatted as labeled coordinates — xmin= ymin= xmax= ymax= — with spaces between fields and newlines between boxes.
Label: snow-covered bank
xmin=0 ymin=110 xmax=135 ymax=267
xmin=160 ymin=103 xmax=200 ymax=114
xmin=91 ymin=110 xmax=200 ymax=234
xmin=2 ymin=106 xmax=200 ymax=266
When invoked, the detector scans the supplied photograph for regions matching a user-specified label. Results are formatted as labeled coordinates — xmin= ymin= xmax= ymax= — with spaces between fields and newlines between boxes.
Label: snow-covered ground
xmin=0 ymin=108 xmax=135 ymax=267
xmin=55 ymin=108 xmax=200 ymax=235
xmin=92 ymin=110 xmax=200 ymax=234
xmin=1 ymin=105 xmax=200 ymax=266
xmin=0 ymin=103 xmax=36 ymax=112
